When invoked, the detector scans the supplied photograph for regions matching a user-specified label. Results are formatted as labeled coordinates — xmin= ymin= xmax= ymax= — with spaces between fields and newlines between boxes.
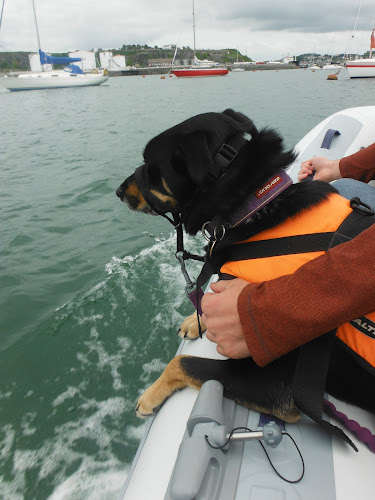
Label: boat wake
xmin=0 ymin=233 xmax=204 ymax=499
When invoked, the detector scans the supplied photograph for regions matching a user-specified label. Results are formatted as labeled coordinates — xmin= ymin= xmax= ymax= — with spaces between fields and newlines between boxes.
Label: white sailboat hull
xmin=346 ymin=58 xmax=375 ymax=78
xmin=0 ymin=71 xmax=109 ymax=91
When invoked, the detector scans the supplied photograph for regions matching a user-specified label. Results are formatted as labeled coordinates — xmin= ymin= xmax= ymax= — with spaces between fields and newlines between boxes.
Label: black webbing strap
xmin=292 ymin=331 xmax=358 ymax=451
xmin=218 ymin=198 xmax=374 ymax=448
xmin=291 ymin=201 xmax=374 ymax=449
xmin=219 ymin=201 xmax=375 ymax=263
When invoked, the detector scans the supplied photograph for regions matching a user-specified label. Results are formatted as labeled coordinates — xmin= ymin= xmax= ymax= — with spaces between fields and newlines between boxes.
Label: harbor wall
xmin=108 ymin=63 xmax=299 ymax=77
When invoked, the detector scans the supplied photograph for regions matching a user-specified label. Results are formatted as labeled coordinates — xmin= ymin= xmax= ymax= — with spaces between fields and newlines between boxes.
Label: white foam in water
xmin=52 ymin=385 xmax=82 ymax=408
xmin=48 ymin=467 xmax=128 ymax=500
xmin=0 ymin=424 xmax=16 ymax=462
xmin=20 ymin=412 xmax=37 ymax=437
xmin=140 ymin=358 xmax=167 ymax=384
xmin=77 ymin=334 xmax=131 ymax=391
xmin=6 ymin=396 xmax=131 ymax=500
xmin=126 ymin=422 xmax=148 ymax=441
xmin=0 ymin=233 xmax=206 ymax=499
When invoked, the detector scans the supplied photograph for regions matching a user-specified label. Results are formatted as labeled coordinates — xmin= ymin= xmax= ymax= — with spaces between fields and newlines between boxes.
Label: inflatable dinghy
xmin=120 ymin=107 xmax=375 ymax=500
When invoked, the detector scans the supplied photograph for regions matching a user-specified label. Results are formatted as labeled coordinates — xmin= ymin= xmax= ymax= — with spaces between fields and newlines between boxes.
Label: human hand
xmin=298 ymin=157 xmax=342 ymax=183
xmin=201 ymin=279 xmax=251 ymax=359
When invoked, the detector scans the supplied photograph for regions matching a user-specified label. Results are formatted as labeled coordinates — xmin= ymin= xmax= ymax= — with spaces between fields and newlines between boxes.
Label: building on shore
xmin=99 ymin=51 xmax=127 ymax=71
xmin=148 ymin=58 xmax=173 ymax=67
xmin=283 ymin=56 xmax=297 ymax=64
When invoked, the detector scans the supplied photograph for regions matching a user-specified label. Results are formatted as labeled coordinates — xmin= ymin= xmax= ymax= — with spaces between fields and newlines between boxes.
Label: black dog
xmin=116 ymin=110 xmax=374 ymax=441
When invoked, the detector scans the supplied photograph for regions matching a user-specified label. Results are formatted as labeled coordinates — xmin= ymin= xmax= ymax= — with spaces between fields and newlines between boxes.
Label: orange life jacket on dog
xmin=221 ymin=193 xmax=375 ymax=369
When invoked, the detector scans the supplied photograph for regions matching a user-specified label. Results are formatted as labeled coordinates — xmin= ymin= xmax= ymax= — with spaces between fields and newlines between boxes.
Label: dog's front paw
xmin=136 ymin=387 xmax=162 ymax=419
xmin=177 ymin=313 xmax=206 ymax=340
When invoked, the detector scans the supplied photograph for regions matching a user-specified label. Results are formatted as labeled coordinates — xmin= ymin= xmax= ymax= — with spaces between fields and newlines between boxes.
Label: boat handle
xmin=320 ymin=128 xmax=341 ymax=149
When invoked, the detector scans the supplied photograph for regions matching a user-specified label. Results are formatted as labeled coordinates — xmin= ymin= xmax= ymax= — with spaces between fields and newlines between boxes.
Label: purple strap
xmin=229 ymin=170 xmax=293 ymax=227
xmin=323 ymin=399 xmax=375 ymax=453
xmin=185 ymin=172 xmax=293 ymax=322
xmin=187 ymin=287 xmax=204 ymax=316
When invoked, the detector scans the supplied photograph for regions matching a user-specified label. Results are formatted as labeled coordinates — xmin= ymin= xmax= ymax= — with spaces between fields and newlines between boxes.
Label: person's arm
xmin=339 ymin=143 xmax=375 ymax=183
xmin=298 ymin=143 xmax=375 ymax=183
xmin=238 ymin=223 xmax=375 ymax=366
xmin=202 ymin=224 xmax=375 ymax=366
xmin=298 ymin=157 xmax=341 ymax=182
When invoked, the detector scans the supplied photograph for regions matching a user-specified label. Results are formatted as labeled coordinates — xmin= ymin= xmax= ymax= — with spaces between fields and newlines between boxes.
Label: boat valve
xmin=208 ymin=421 xmax=283 ymax=450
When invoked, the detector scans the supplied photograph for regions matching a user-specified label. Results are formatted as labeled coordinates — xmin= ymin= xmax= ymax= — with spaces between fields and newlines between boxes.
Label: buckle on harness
xmin=217 ymin=143 xmax=238 ymax=163
xmin=350 ymin=197 xmax=375 ymax=216
xmin=213 ymin=143 xmax=238 ymax=173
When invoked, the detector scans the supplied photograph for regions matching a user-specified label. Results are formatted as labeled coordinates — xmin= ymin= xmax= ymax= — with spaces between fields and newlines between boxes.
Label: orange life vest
xmin=221 ymin=193 xmax=375 ymax=368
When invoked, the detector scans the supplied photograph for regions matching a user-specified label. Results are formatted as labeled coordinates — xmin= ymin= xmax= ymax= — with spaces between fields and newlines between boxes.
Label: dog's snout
xmin=116 ymin=185 xmax=124 ymax=199
xmin=115 ymin=177 xmax=149 ymax=212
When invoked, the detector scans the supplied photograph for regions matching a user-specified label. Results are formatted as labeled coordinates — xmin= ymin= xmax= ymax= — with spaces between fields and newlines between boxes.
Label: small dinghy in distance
xmin=120 ymin=106 xmax=375 ymax=500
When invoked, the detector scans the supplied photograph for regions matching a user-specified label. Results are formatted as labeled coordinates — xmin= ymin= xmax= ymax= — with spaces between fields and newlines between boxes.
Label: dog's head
xmin=116 ymin=109 xmax=295 ymax=234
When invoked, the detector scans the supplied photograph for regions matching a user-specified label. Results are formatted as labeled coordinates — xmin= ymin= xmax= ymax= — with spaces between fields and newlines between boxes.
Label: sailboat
xmin=0 ymin=0 xmax=109 ymax=91
xmin=322 ymin=35 xmax=344 ymax=71
xmin=307 ymin=51 xmax=320 ymax=70
xmin=232 ymin=48 xmax=245 ymax=72
xmin=172 ymin=1 xmax=228 ymax=78
xmin=346 ymin=29 xmax=375 ymax=78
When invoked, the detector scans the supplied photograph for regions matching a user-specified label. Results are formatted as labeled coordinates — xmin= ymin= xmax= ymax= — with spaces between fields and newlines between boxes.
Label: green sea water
xmin=1 ymin=69 xmax=374 ymax=499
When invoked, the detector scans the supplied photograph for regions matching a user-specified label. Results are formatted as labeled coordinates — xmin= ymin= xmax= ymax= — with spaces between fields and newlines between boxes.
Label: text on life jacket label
xmin=256 ymin=175 xmax=282 ymax=199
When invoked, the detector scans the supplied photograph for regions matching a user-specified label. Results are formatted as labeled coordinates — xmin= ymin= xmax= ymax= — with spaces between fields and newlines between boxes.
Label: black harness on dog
xmin=134 ymin=133 xmax=254 ymax=312
xmin=202 ymin=197 xmax=375 ymax=452
xmin=176 ymin=191 xmax=375 ymax=452
xmin=134 ymin=133 xmax=375 ymax=451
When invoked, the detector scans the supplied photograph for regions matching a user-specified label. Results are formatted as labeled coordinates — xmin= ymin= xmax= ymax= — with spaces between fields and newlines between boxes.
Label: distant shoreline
xmin=102 ymin=63 xmax=299 ymax=77
xmin=0 ymin=63 xmax=300 ymax=78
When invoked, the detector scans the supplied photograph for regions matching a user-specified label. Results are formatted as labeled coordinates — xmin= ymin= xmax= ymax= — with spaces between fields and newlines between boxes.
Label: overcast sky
xmin=1 ymin=0 xmax=373 ymax=60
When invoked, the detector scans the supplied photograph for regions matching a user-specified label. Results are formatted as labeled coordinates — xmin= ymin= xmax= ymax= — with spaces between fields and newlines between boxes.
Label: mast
xmin=0 ymin=0 xmax=6 ymax=31
xmin=345 ymin=0 xmax=363 ymax=58
xmin=192 ymin=0 xmax=196 ymax=63
xmin=31 ymin=0 xmax=43 ymax=70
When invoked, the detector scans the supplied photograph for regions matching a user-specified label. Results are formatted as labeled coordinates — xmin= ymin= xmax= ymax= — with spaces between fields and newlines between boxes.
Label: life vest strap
xmin=219 ymin=199 xmax=375 ymax=448
xmin=290 ymin=203 xmax=374 ymax=449
xmin=220 ymin=204 xmax=375 ymax=263
xmin=292 ymin=331 xmax=358 ymax=451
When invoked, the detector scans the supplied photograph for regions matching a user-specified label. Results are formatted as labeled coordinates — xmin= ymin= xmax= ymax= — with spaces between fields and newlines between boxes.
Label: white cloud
xmin=0 ymin=0 xmax=373 ymax=59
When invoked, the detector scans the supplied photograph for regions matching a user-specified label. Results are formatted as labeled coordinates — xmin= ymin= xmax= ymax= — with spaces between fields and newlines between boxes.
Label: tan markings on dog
xmin=178 ymin=312 xmax=206 ymax=340
xmin=236 ymin=398 xmax=300 ymax=423
xmin=136 ymin=355 xmax=201 ymax=418
xmin=250 ymin=402 xmax=300 ymax=423
xmin=162 ymin=178 xmax=174 ymax=196
xmin=125 ymin=182 xmax=147 ymax=210
xmin=150 ymin=189 xmax=177 ymax=207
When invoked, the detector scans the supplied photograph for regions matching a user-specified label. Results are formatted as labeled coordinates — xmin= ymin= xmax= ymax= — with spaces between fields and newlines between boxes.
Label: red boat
xmin=171 ymin=1 xmax=228 ymax=78
xmin=172 ymin=67 xmax=228 ymax=77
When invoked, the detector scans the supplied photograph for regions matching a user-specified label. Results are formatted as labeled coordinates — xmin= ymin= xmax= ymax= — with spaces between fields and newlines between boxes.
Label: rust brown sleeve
xmin=238 ymin=224 xmax=375 ymax=367
xmin=339 ymin=143 xmax=375 ymax=183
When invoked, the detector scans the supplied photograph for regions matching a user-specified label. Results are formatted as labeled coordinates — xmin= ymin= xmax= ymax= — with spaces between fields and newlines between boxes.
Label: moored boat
xmin=346 ymin=29 xmax=375 ymax=78
xmin=172 ymin=67 xmax=228 ymax=77
xmin=0 ymin=0 xmax=109 ymax=91
xmin=171 ymin=1 xmax=228 ymax=78
xmin=346 ymin=57 xmax=375 ymax=78
xmin=322 ymin=63 xmax=344 ymax=71
xmin=1 ymin=65 xmax=109 ymax=92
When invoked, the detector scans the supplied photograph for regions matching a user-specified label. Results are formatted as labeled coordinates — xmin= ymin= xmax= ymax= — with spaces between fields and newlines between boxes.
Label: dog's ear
xmin=223 ymin=109 xmax=258 ymax=137
xmin=173 ymin=131 xmax=213 ymax=186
